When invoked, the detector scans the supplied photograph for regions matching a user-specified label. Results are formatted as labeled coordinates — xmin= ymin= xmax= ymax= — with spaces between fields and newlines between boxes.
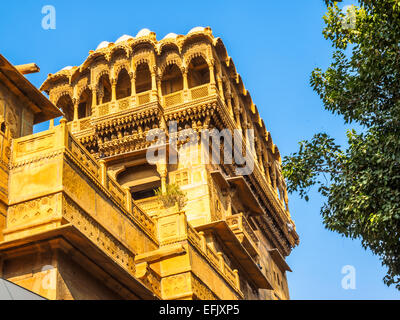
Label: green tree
xmin=283 ymin=0 xmax=400 ymax=289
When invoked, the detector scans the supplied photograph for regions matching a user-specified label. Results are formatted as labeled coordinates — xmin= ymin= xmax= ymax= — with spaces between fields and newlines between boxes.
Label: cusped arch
xmin=77 ymin=84 xmax=91 ymax=104
xmin=158 ymin=41 xmax=181 ymax=56
xmin=130 ymin=38 xmax=157 ymax=55
xmin=113 ymin=62 xmax=131 ymax=80
xmin=213 ymin=38 xmax=229 ymax=63
xmin=182 ymin=31 xmax=213 ymax=52
xmin=95 ymin=69 xmax=111 ymax=88
xmin=115 ymin=68 xmax=132 ymax=100
xmin=81 ymin=51 xmax=109 ymax=71
xmin=55 ymin=93 xmax=74 ymax=122
xmin=184 ymin=50 xmax=210 ymax=70
xmin=53 ymin=88 xmax=73 ymax=106
xmin=160 ymin=62 xmax=183 ymax=96
xmin=159 ymin=52 xmax=183 ymax=77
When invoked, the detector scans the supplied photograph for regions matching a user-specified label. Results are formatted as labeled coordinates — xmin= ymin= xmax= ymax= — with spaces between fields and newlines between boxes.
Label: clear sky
xmin=1 ymin=0 xmax=399 ymax=300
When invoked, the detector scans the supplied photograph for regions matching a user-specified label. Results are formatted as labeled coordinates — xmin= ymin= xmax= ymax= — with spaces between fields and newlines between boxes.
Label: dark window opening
xmin=132 ymin=188 xmax=156 ymax=201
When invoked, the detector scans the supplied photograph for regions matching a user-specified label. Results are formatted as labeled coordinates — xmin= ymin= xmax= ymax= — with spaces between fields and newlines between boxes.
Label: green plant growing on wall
xmin=155 ymin=183 xmax=188 ymax=211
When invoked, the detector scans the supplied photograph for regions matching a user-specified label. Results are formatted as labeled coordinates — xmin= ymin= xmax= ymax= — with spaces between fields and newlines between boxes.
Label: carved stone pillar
xmin=130 ymin=72 xmax=136 ymax=96
xmin=256 ymin=145 xmax=264 ymax=174
xmin=157 ymin=78 xmax=162 ymax=101
xmin=91 ymin=86 xmax=97 ymax=107
xmin=217 ymin=76 xmax=225 ymax=103
xmin=99 ymin=159 xmax=107 ymax=186
xmin=151 ymin=69 xmax=158 ymax=101
xmin=73 ymin=98 xmax=79 ymax=121
xmin=182 ymin=67 xmax=189 ymax=102
xmin=226 ymin=92 xmax=233 ymax=117
xmin=124 ymin=186 xmax=132 ymax=212
xmin=111 ymin=78 xmax=117 ymax=102
xmin=234 ymin=104 xmax=242 ymax=132
xmin=156 ymin=162 xmax=168 ymax=194
xmin=209 ymin=59 xmax=216 ymax=85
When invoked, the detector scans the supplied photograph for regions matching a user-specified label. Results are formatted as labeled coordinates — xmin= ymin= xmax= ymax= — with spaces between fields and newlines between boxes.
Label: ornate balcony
xmin=135 ymin=196 xmax=162 ymax=218
xmin=226 ymin=213 xmax=259 ymax=258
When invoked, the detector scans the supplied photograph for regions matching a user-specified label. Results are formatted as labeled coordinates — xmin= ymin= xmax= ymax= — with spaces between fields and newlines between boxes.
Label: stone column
xmin=151 ymin=69 xmax=158 ymax=101
xmin=209 ymin=59 xmax=216 ymax=94
xmin=111 ymin=78 xmax=117 ymax=102
xmin=156 ymin=162 xmax=168 ymax=194
xmin=124 ymin=186 xmax=132 ymax=212
xmin=209 ymin=59 xmax=216 ymax=85
xmin=91 ymin=86 xmax=97 ymax=117
xmin=130 ymin=72 xmax=136 ymax=96
xmin=73 ymin=98 xmax=79 ymax=121
xmin=99 ymin=159 xmax=107 ymax=186
xmin=130 ymin=72 xmax=136 ymax=106
xmin=92 ymin=86 xmax=97 ymax=107
xmin=217 ymin=76 xmax=225 ymax=103
xmin=157 ymin=78 xmax=163 ymax=101
xmin=234 ymin=104 xmax=242 ymax=132
xmin=226 ymin=91 xmax=233 ymax=117
xmin=182 ymin=67 xmax=189 ymax=102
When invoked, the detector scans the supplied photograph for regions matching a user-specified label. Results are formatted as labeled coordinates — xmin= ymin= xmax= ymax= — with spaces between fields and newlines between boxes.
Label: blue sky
xmin=1 ymin=0 xmax=399 ymax=299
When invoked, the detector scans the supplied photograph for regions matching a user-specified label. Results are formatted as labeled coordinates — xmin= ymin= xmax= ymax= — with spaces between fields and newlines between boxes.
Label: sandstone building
xmin=0 ymin=27 xmax=299 ymax=300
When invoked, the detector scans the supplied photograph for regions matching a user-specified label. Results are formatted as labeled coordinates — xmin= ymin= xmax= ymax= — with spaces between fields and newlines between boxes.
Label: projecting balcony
xmin=226 ymin=213 xmax=260 ymax=258
xmin=95 ymin=89 xmax=154 ymax=118
xmin=135 ymin=196 xmax=162 ymax=218
xmin=162 ymin=83 xmax=212 ymax=108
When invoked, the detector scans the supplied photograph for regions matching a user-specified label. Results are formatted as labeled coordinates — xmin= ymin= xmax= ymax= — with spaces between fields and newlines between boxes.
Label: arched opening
xmin=161 ymin=64 xmax=183 ymax=95
xmin=135 ymin=63 xmax=152 ymax=94
xmin=56 ymin=95 xmax=74 ymax=122
xmin=116 ymin=69 xmax=131 ymax=100
xmin=78 ymin=88 xmax=92 ymax=119
xmin=188 ymin=56 xmax=210 ymax=88
xmin=116 ymin=163 xmax=161 ymax=201
xmin=97 ymin=74 xmax=112 ymax=104
xmin=0 ymin=122 xmax=5 ymax=134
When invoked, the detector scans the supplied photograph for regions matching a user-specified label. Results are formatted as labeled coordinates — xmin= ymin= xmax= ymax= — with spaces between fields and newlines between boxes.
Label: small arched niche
xmin=0 ymin=121 xmax=6 ymax=134
xmin=116 ymin=69 xmax=131 ymax=100
xmin=56 ymin=95 xmax=74 ymax=122
xmin=135 ymin=63 xmax=152 ymax=94
xmin=78 ymin=88 xmax=92 ymax=119
xmin=188 ymin=56 xmax=210 ymax=88
xmin=161 ymin=64 xmax=183 ymax=95
xmin=98 ymin=74 xmax=112 ymax=104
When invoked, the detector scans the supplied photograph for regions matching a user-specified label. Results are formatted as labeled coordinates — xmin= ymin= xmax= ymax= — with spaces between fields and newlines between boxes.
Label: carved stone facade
xmin=0 ymin=28 xmax=298 ymax=300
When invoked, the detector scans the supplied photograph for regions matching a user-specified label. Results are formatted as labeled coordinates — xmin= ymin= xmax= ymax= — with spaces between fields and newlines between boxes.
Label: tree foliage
xmin=283 ymin=0 xmax=400 ymax=288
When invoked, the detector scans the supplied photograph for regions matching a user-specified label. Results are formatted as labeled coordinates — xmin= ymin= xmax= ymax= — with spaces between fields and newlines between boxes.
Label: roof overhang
xmin=210 ymin=170 xmax=264 ymax=216
xmin=268 ymin=248 xmax=292 ymax=272
xmin=195 ymin=220 xmax=273 ymax=290
xmin=0 ymin=54 xmax=62 ymax=124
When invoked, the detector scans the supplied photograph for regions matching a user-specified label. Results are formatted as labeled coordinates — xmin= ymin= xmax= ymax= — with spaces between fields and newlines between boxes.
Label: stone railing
xmin=163 ymin=91 xmax=183 ymax=107
xmin=12 ymin=121 xmax=158 ymax=243
xmin=190 ymin=83 xmax=210 ymax=100
xmin=135 ymin=196 xmax=162 ymax=218
xmin=70 ymin=116 xmax=92 ymax=133
xmin=136 ymin=91 xmax=151 ymax=106
xmin=226 ymin=213 xmax=260 ymax=257
xmin=157 ymin=211 xmax=241 ymax=295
